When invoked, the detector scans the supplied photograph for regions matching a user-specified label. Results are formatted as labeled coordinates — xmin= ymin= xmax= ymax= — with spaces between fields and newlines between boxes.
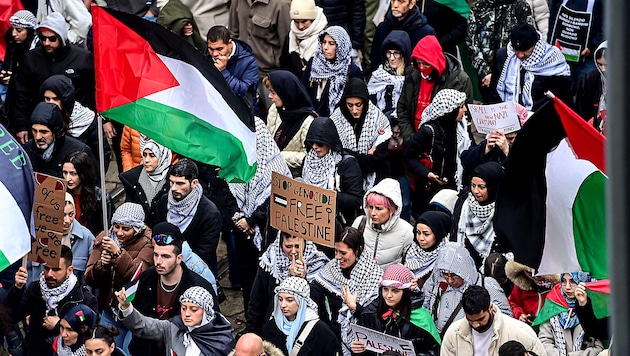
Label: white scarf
xmin=288 ymin=8 xmax=328 ymax=63
xmin=39 ymin=272 xmax=77 ymax=314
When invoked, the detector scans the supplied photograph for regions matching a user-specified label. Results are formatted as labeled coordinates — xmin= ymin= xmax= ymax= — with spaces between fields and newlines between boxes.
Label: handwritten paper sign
xmin=350 ymin=324 xmax=416 ymax=356
xmin=468 ymin=102 xmax=521 ymax=135
xmin=29 ymin=173 xmax=66 ymax=268
xmin=270 ymin=172 xmax=337 ymax=247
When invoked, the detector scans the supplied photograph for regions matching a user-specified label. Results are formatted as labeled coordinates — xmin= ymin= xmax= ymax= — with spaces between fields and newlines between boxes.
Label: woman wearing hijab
xmin=264 ymin=70 xmax=316 ymax=177
xmin=84 ymin=202 xmax=154 ymax=351
xmin=452 ymin=161 xmax=504 ymax=269
xmin=246 ymin=232 xmax=329 ymax=335
xmin=302 ymin=116 xmax=364 ymax=224
xmin=263 ymin=277 xmax=340 ymax=355
xmin=116 ymin=286 xmax=235 ymax=356
xmin=53 ymin=304 xmax=98 ymax=356
xmin=403 ymin=89 xmax=468 ymax=215
xmin=311 ymin=227 xmax=383 ymax=356
xmin=403 ymin=211 xmax=451 ymax=290
xmin=302 ymin=26 xmax=363 ymax=117
xmin=119 ymin=135 xmax=173 ymax=226
xmin=536 ymin=272 xmax=605 ymax=355
xmin=351 ymin=264 xmax=441 ymax=355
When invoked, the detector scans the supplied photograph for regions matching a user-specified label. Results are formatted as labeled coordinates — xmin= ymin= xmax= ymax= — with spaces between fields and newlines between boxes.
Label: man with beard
xmin=4 ymin=245 xmax=98 ymax=356
xmin=128 ymin=222 xmax=219 ymax=356
xmin=23 ymin=102 xmax=97 ymax=178
xmin=153 ymin=159 xmax=222 ymax=269
xmin=441 ymin=286 xmax=546 ymax=355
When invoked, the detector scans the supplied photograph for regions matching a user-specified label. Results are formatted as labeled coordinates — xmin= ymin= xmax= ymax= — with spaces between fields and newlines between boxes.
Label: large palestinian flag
xmin=0 ymin=123 xmax=34 ymax=272
xmin=92 ymin=6 xmax=256 ymax=182
xmin=494 ymin=96 xmax=607 ymax=316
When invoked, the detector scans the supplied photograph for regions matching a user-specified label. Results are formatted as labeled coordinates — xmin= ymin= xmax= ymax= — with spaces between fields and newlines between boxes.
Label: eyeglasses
xmin=153 ymin=234 xmax=175 ymax=245
xmin=441 ymin=271 xmax=460 ymax=280
xmin=386 ymin=51 xmax=402 ymax=59
xmin=345 ymin=101 xmax=364 ymax=109
xmin=38 ymin=33 xmax=59 ymax=43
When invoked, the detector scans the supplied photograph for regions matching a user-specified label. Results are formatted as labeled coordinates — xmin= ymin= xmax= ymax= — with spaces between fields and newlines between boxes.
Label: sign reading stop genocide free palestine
xmin=270 ymin=172 xmax=337 ymax=248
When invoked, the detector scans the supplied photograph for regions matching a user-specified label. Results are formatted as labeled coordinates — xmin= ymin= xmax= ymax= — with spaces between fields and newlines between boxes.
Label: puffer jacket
xmin=352 ymin=178 xmax=414 ymax=269
xmin=526 ymin=0 xmax=550 ymax=40
xmin=120 ymin=126 xmax=142 ymax=172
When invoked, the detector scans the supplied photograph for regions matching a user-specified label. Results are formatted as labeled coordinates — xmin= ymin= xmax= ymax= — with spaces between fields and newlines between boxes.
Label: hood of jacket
xmin=363 ymin=178 xmax=403 ymax=232
xmin=339 ymin=77 xmax=369 ymax=119
xmin=411 ymin=35 xmax=446 ymax=79
xmin=381 ymin=30 xmax=412 ymax=66
xmin=37 ymin=12 xmax=68 ymax=46
xmin=471 ymin=161 xmax=504 ymax=203
xmin=268 ymin=70 xmax=314 ymax=112
xmin=505 ymin=259 xmax=559 ymax=291
xmin=304 ymin=116 xmax=343 ymax=152
xmin=593 ymin=40 xmax=607 ymax=75
xmin=40 ymin=74 xmax=76 ymax=117
xmin=435 ymin=242 xmax=478 ymax=287
xmin=30 ymin=102 xmax=65 ymax=137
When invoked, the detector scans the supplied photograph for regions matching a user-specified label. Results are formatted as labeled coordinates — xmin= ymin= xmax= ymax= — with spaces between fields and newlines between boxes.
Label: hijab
xmin=405 ymin=211 xmax=451 ymax=279
xmin=272 ymin=277 xmax=319 ymax=353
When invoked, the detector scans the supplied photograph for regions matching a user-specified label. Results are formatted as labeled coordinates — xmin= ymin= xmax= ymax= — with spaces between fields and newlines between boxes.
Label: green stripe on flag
xmin=532 ymin=299 xmax=568 ymax=326
xmin=103 ymin=98 xmax=257 ymax=183
xmin=0 ymin=251 xmax=11 ymax=274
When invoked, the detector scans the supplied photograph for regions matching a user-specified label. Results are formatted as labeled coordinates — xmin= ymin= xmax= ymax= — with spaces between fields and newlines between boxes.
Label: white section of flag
xmin=0 ymin=181 xmax=31 ymax=262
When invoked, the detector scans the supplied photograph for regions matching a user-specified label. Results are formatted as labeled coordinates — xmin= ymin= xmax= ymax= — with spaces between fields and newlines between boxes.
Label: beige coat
xmin=441 ymin=304 xmax=547 ymax=356
xmin=266 ymin=105 xmax=314 ymax=177
xmin=539 ymin=319 xmax=605 ymax=356
xmin=526 ymin=0 xmax=550 ymax=40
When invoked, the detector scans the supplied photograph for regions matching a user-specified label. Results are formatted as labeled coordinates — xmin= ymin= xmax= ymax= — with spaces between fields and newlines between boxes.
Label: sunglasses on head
xmin=153 ymin=234 xmax=175 ymax=245
xmin=38 ymin=33 xmax=58 ymax=43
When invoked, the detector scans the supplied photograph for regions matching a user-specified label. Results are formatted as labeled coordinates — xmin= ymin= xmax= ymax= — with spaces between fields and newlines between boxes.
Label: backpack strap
xmin=289 ymin=319 xmax=318 ymax=356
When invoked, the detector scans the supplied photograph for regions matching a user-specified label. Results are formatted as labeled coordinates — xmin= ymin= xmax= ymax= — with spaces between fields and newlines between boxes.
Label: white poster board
xmin=350 ymin=324 xmax=416 ymax=356
xmin=468 ymin=102 xmax=521 ymax=135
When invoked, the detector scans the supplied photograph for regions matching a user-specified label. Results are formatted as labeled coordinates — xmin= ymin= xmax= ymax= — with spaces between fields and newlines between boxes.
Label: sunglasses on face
xmin=153 ymin=234 xmax=175 ymax=245
xmin=38 ymin=33 xmax=59 ymax=43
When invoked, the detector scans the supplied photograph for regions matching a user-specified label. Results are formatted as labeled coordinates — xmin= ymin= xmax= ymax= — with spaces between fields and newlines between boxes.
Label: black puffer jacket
xmin=315 ymin=0 xmax=365 ymax=49
xmin=263 ymin=317 xmax=341 ymax=356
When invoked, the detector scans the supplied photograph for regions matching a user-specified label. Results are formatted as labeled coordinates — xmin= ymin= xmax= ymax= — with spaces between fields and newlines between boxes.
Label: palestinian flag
xmin=92 ymin=6 xmax=256 ymax=182
xmin=0 ymin=123 xmax=34 ymax=272
xmin=410 ymin=306 xmax=441 ymax=345
xmin=494 ymin=95 xmax=607 ymax=317
xmin=0 ymin=0 xmax=25 ymax=60
xmin=532 ymin=281 xmax=610 ymax=326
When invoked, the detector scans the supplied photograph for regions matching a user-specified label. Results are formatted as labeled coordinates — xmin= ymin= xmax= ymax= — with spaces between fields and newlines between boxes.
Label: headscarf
xmin=180 ymin=286 xmax=216 ymax=327
xmin=273 ymin=277 xmax=319 ymax=353
xmin=404 ymin=211 xmax=451 ymax=279
xmin=288 ymin=7 xmax=328 ymax=63
xmin=420 ymin=89 xmax=467 ymax=126
xmin=139 ymin=135 xmax=173 ymax=183
xmin=63 ymin=192 xmax=76 ymax=243
xmin=55 ymin=304 xmax=98 ymax=356
xmin=268 ymin=70 xmax=315 ymax=151
xmin=302 ymin=116 xmax=343 ymax=190
xmin=309 ymin=26 xmax=352 ymax=114
xmin=10 ymin=10 xmax=37 ymax=29
xmin=558 ymin=272 xmax=591 ymax=329
xmin=110 ymin=202 xmax=145 ymax=247
xmin=259 ymin=233 xmax=329 ymax=283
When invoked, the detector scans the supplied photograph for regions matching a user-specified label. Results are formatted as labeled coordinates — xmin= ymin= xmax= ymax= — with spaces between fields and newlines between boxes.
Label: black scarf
xmin=269 ymin=71 xmax=315 ymax=150
xmin=170 ymin=314 xmax=235 ymax=355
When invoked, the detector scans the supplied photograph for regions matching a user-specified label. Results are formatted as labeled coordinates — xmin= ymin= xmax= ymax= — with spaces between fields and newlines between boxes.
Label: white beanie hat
xmin=290 ymin=0 xmax=318 ymax=20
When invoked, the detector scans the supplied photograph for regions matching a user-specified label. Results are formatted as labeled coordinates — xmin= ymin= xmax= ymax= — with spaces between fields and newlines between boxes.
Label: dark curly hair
xmin=63 ymin=151 xmax=97 ymax=224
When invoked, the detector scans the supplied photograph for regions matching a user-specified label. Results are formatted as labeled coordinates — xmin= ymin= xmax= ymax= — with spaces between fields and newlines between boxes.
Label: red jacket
xmin=508 ymin=285 xmax=550 ymax=320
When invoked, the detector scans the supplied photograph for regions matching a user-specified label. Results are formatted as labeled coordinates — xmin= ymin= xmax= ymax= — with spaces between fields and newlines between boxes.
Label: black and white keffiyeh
xmin=314 ymin=249 xmax=383 ymax=355
xmin=497 ymin=40 xmax=571 ymax=110
xmin=167 ymin=184 xmax=203 ymax=233
xmin=309 ymin=26 xmax=352 ymax=114
xmin=404 ymin=238 xmax=448 ymax=280
xmin=259 ymin=234 xmax=329 ymax=283
xmin=67 ymin=102 xmax=94 ymax=137
xmin=420 ymin=89 xmax=467 ymax=126
xmin=39 ymin=272 xmax=77 ymax=314
xmin=302 ymin=149 xmax=342 ymax=190
xmin=56 ymin=337 xmax=86 ymax=356
xmin=10 ymin=10 xmax=37 ymax=29
xmin=549 ymin=315 xmax=585 ymax=356
xmin=229 ymin=118 xmax=291 ymax=249
xmin=457 ymin=193 xmax=496 ymax=259
xmin=367 ymin=66 xmax=405 ymax=117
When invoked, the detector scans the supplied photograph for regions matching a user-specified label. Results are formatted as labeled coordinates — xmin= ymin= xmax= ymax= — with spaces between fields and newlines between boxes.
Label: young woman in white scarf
xmin=246 ymin=231 xmax=329 ymax=335
xmin=280 ymin=0 xmax=328 ymax=78
xmin=263 ymin=277 xmax=340 ymax=355
xmin=228 ymin=117 xmax=292 ymax=316
xmin=116 ymin=286 xmax=235 ymax=356
xmin=119 ymin=134 xmax=173 ymax=226
xmin=311 ymin=227 xmax=383 ymax=356
xmin=53 ymin=304 xmax=98 ymax=356
xmin=302 ymin=116 xmax=364 ymax=225
xmin=302 ymin=26 xmax=363 ymax=117
xmin=452 ymin=161 xmax=504 ymax=270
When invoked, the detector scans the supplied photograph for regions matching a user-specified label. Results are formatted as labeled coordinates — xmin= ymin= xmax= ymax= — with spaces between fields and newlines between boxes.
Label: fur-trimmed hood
xmin=505 ymin=259 xmax=559 ymax=291
xmin=228 ymin=341 xmax=284 ymax=356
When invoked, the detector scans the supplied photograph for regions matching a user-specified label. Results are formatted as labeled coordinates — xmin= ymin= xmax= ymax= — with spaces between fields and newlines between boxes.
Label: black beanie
xmin=511 ymin=23 xmax=539 ymax=51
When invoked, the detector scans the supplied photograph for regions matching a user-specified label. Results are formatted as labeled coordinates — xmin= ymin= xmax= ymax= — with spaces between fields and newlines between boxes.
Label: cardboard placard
xmin=350 ymin=324 xmax=416 ymax=356
xmin=468 ymin=102 xmax=521 ymax=135
xmin=270 ymin=172 xmax=337 ymax=248
xmin=29 ymin=173 xmax=66 ymax=268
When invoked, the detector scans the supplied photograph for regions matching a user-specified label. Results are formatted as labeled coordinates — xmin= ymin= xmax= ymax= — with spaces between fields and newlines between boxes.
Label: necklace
xmin=160 ymin=277 xmax=181 ymax=293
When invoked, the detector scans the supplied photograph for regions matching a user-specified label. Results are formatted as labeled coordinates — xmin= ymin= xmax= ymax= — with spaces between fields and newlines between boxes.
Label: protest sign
xmin=550 ymin=5 xmax=593 ymax=62
xmin=29 ymin=173 xmax=66 ymax=268
xmin=350 ymin=324 xmax=416 ymax=356
xmin=468 ymin=102 xmax=521 ymax=135
xmin=270 ymin=172 xmax=337 ymax=247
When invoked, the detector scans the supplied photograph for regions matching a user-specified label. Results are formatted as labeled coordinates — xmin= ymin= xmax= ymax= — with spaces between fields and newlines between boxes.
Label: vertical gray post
xmin=608 ymin=0 xmax=628 ymax=352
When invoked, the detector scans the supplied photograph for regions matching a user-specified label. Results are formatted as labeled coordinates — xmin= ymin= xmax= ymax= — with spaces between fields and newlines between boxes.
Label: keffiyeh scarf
xmin=457 ymin=193 xmax=496 ymax=259
xmin=288 ymin=8 xmax=328 ymax=63
xmin=404 ymin=238 xmax=447 ymax=280
xmin=314 ymin=251 xmax=383 ymax=355
xmin=167 ymin=184 xmax=203 ymax=233
xmin=550 ymin=315 xmax=584 ymax=356
xmin=259 ymin=235 xmax=330 ymax=283
xmin=229 ymin=118 xmax=291 ymax=249
xmin=309 ymin=26 xmax=352 ymax=114
xmin=56 ymin=337 xmax=86 ymax=356
xmin=138 ymin=137 xmax=172 ymax=205
xmin=302 ymin=149 xmax=342 ymax=190
xmin=39 ymin=272 xmax=77 ymax=314
xmin=367 ymin=66 xmax=405 ymax=118
xmin=497 ymin=41 xmax=571 ymax=110
xmin=68 ymin=102 xmax=94 ymax=137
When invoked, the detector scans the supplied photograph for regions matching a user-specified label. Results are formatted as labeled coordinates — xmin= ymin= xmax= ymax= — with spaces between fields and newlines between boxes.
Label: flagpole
xmin=96 ymin=113 xmax=109 ymax=235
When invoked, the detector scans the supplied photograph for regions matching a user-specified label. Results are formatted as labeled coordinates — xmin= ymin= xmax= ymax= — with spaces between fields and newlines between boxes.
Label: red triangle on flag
xmin=92 ymin=5 xmax=179 ymax=112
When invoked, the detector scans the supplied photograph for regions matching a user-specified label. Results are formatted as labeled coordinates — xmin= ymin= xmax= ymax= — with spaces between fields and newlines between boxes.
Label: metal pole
xmin=96 ymin=113 xmax=109 ymax=235
xmin=607 ymin=0 xmax=629 ymax=352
